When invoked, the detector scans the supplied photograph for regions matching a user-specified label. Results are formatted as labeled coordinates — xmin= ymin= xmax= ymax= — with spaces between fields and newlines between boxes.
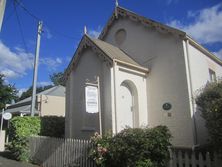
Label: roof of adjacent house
xmin=5 ymin=85 xmax=65 ymax=114
xmin=65 ymin=35 xmax=144 ymax=79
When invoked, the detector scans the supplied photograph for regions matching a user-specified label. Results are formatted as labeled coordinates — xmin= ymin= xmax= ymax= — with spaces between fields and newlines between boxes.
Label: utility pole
xmin=30 ymin=21 xmax=43 ymax=116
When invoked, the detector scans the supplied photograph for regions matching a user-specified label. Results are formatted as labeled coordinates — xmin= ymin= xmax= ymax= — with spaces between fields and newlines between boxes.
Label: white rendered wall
xmin=103 ymin=18 xmax=194 ymax=147
xmin=112 ymin=64 xmax=148 ymax=133
xmin=187 ymin=42 xmax=222 ymax=145
xmin=65 ymin=48 xmax=112 ymax=139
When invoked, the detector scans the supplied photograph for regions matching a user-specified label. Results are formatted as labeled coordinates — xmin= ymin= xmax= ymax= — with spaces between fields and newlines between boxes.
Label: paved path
xmin=0 ymin=154 xmax=39 ymax=167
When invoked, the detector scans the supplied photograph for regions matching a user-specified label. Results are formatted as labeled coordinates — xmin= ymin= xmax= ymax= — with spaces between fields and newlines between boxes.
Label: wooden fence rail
xmin=169 ymin=148 xmax=222 ymax=167
xmin=29 ymin=136 xmax=96 ymax=167
xmin=29 ymin=136 xmax=222 ymax=167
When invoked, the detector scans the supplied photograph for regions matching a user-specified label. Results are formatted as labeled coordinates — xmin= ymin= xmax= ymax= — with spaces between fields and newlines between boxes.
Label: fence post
xmin=168 ymin=148 xmax=173 ymax=167
xmin=191 ymin=151 xmax=196 ymax=167
xmin=206 ymin=152 xmax=211 ymax=167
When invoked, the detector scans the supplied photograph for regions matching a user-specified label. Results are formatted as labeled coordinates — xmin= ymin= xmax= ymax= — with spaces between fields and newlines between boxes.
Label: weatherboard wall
xmin=39 ymin=95 xmax=65 ymax=117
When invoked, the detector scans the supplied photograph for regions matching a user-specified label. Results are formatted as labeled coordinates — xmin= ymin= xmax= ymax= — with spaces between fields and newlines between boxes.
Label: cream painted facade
xmin=38 ymin=95 xmax=65 ymax=117
xmin=5 ymin=86 xmax=65 ymax=117
xmin=65 ymin=6 xmax=222 ymax=148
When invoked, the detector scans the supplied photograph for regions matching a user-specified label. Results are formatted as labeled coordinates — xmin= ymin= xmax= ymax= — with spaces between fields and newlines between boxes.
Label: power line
xmin=13 ymin=0 xmax=29 ymax=52
xmin=13 ymin=0 xmax=80 ymax=40
xmin=14 ymin=0 xmax=39 ymax=21
xmin=4 ymin=0 xmax=17 ymax=23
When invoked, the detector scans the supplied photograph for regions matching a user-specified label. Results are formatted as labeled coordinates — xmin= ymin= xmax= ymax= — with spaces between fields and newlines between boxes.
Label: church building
xmin=64 ymin=5 xmax=222 ymax=148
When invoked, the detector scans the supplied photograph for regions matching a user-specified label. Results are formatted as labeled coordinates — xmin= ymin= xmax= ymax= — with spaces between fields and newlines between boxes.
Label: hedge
xmin=40 ymin=116 xmax=65 ymax=138
xmin=8 ymin=116 xmax=65 ymax=161
xmin=90 ymin=125 xmax=172 ymax=167
xmin=8 ymin=117 xmax=40 ymax=161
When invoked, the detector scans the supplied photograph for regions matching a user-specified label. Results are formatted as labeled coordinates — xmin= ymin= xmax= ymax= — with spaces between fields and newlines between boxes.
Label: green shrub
xmin=8 ymin=116 xmax=65 ymax=161
xmin=90 ymin=126 xmax=171 ymax=167
xmin=40 ymin=116 xmax=65 ymax=137
xmin=196 ymin=81 xmax=222 ymax=153
xmin=135 ymin=159 xmax=157 ymax=167
xmin=8 ymin=116 xmax=40 ymax=161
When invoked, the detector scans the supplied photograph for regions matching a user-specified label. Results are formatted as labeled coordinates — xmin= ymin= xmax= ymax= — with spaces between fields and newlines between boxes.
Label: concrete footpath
xmin=0 ymin=152 xmax=39 ymax=167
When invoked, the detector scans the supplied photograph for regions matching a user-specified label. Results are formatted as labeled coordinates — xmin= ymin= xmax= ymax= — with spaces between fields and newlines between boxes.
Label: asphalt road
xmin=0 ymin=154 xmax=39 ymax=167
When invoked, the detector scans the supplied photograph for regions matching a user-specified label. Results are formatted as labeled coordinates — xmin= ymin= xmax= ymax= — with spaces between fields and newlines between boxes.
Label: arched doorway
xmin=117 ymin=80 xmax=139 ymax=132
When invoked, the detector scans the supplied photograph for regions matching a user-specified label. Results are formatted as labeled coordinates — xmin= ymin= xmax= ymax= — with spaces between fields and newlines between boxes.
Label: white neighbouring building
xmin=64 ymin=6 xmax=222 ymax=148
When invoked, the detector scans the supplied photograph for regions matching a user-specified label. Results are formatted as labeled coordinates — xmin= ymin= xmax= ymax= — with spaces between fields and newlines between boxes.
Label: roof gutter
xmin=185 ymin=35 xmax=222 ymax=66
xmin=113 ymin=59 xmax=149 ymax=74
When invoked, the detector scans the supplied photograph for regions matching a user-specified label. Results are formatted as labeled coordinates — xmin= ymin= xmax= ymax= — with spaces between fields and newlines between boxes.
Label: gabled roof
xmin=92 ymin=37 xmax=140 ymax=66
xmin=98 ymin=6 xmax=222 ymax=66
xmin=5 ymin=85 xmax=65 ymax=114
xmin=15 ymin=85 xmax=65 ymax=105
xmin=99 ymin=6 xmax=186 ymax=40
xmin=65 ymin=35 xmax=145 ymax=80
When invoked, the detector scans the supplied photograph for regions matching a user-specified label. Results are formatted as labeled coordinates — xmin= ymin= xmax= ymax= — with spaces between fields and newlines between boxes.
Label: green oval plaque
xmin=163 ymin=103 xmax=172 ymax=111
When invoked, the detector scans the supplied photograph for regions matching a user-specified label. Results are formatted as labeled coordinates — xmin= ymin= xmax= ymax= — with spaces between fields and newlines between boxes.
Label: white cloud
xmin=44 ymin=27 xmax=53 ymax=39
xmin=40 ymin=57 xmax=63 ymax=71
xmin=168 ymin=3 xmax=222 ymax=44
xmin=37 ymin=81 xmax=53 ymax=87
xmin=166 ymin=0 xmax=178 ymax=5
xmin=88 ymin=26 xmax=102 ymax=39
xmin=1 ymin=69 xmax=18 ymax=79
xmin=56 ymin=57 xmax=62 ymax=64
xmin=213 ymin=49 xmax=222 ymax=59
xmin=0 ymin=41 xmax=63 ymax=79
xmin=17 ymin=88 xmax=27 ymax=97
xmin=0 ymin=41 xmax=34 ymax=79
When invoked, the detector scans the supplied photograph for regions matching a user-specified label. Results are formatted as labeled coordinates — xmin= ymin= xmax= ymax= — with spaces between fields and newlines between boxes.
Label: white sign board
xmin=3 ymin=112 xmax=12 ymax=120
xmin=85 ymin=86 xmax=98 ymax=113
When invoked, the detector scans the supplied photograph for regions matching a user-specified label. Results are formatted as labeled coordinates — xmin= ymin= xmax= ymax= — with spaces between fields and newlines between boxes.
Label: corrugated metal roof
xmin=91 ymin=37 xmax=140 ymax=66
xmin=16 ymin=85 xmax=65 ymax=104
xmin=5 ymin=105 xmax=38 ymax=114
xmin=5 ymin=86 xmax=65 ymax=114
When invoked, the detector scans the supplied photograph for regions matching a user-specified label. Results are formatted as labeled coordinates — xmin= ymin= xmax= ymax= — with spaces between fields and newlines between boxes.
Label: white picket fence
xmin=169 ymin=148 xmax=222 ymax=167
xmin=29 ymin=136 xmax=96 ymax=167
xmin=29 ymin=136 xmax=222 ymax=167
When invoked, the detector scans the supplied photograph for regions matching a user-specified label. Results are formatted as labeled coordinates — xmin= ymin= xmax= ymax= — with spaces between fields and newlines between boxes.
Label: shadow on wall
xmin=194 ymin=108 xmax=209 ymax=146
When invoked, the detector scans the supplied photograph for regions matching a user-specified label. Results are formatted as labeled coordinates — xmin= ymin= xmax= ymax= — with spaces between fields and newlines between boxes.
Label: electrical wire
xmin=13 ymin=0 xmax=29 ymax=52
xmin=14 ymin=0 xmax=40 ymax=21
xmin=4 ymin=0 xmax=17 ymax=23
xmin=13 ymin=0 xmax=80 ymax=40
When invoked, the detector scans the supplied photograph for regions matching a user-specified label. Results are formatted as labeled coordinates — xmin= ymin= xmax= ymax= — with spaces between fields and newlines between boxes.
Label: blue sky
xmin=0 ymin=0 xmax=222 ymax=95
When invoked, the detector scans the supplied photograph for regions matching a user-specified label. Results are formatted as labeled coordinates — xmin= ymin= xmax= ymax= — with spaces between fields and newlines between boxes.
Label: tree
xmin=19 ymin=85 xmax=53 ymax=101
xmin=0 ymin=74 xmax=18 ymax=110
xmin=196 ymin=81 xmax=222 ymax=152
xmin=50 ymin=72 xmax=65 ymax=86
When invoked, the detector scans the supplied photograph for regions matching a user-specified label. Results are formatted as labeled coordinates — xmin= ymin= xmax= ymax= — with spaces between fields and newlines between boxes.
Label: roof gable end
xmin=64 ymin=35 xmax=143 ymax=80
xmin=99 ymin=6 xmax=186 ymax=40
